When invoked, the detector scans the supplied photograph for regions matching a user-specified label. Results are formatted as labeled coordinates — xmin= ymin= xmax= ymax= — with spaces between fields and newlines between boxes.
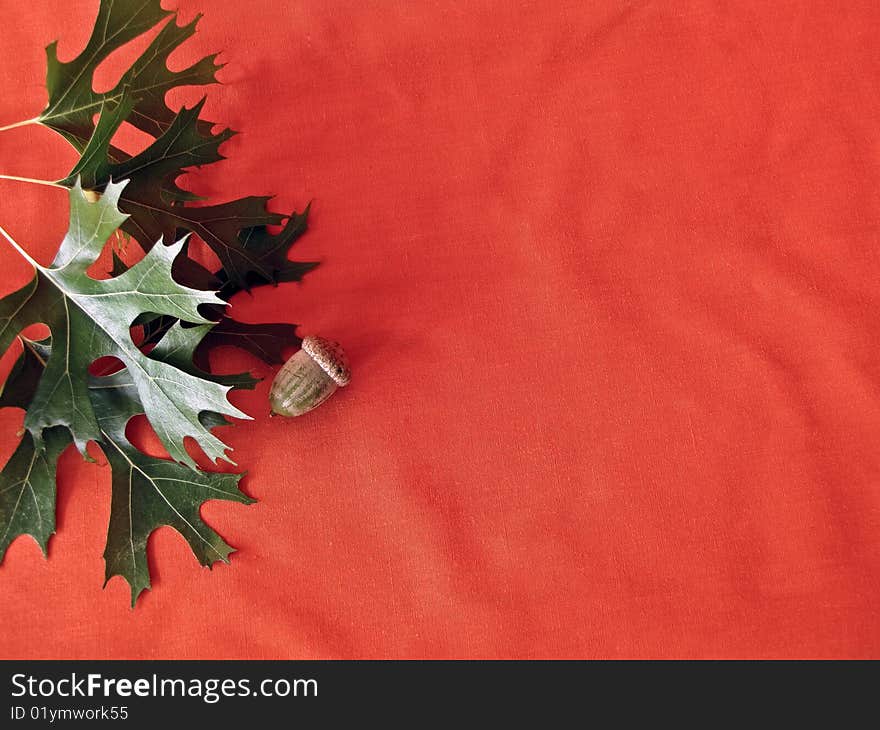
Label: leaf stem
xmin=0 ymin=174 xmax=65 ymax=190
xmin=0 ymin=222 xmax=42 ymax=270
xmin=0 ymin=117 xmax=39 ymax=132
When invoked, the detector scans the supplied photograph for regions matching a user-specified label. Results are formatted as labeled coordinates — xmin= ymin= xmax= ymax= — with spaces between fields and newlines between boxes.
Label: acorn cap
xmin=301 ymin=336 xmax=351 ymax=386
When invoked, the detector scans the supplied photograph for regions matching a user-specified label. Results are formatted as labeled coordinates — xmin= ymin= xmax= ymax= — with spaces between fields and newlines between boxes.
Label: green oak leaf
xmin=91 ymin=361 xmax=254 ymax=607
xmin=0 ymin=336 xmax=254 ymax=605
xmin=0 ymin=179 xmax=249 ymax=468
xmin=40 ymin=0 xmax=221 ymax=151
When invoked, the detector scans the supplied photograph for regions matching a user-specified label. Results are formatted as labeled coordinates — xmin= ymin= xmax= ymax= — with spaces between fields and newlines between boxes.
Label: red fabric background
xmin=0 ymin=0 xmax=877 ymax=659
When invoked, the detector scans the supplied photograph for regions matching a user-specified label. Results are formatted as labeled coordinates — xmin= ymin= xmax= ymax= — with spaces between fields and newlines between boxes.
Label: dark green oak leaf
xmin=216 ymin=206 xmax=319 ymax=298
xmin=0 ymin=429 xmax=71 ymax=564
xmin=61 ymin=96 xmax=318 ymax=292
xmin=0 ymin=339 xmax=72 ymax=563
xmin=148 ymin=321 xmax=259 ymax=390
xmin=40 ymin=0 xmax=221 ymax=151
xmin=63 ymin=94 xmax=233 ymax=207
xmin=0 ymin=179 xmax=249 ymax=467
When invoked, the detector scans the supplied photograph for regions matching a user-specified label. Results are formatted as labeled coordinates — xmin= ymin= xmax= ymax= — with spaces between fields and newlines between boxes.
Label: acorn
xmin=269 ymin=336 xmax=351 ymax=417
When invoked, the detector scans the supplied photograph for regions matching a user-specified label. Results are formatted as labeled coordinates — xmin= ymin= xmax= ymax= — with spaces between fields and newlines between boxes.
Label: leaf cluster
xmin=0 ymin=1 xmax=315 ymax=604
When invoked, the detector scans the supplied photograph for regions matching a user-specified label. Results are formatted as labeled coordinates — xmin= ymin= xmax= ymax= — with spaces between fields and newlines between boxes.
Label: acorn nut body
xmin=269 ymin=336 xmax=350 ymax=417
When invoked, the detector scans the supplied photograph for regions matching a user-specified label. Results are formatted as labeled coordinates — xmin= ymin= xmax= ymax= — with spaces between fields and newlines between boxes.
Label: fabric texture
xmin=0 ymin=0 xmax=877 ymax=659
